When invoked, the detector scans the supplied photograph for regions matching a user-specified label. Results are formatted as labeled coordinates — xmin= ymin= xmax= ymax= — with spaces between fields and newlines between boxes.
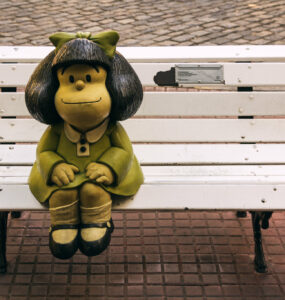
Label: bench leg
xmin=250 ymin=211 xmax=272 ymax=273
xmin=236 ymin=211 xmax=247 ymax=218
xmin=11 ymin=211 xmax=21 ymax=219
xmin=0 ymin=212 xmax=8 ymax=273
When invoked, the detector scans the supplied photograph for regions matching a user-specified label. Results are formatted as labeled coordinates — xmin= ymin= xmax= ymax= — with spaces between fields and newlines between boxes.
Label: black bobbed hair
xmin=25 ymin=38 xmax=143 ymax=125
xmin=106 ymin=52 xmax=143 ymax=121
xmin=25 ymin=50 xmax=61 ymax=124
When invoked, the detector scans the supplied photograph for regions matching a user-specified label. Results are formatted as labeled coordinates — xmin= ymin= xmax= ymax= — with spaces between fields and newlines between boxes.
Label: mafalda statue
xmin=25 ymin=31 xmax=144 ymax=259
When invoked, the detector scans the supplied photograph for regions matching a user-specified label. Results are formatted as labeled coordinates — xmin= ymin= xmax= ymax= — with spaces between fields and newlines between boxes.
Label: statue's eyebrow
xmin=61 ymin=66 xmax=68 ymax=75
xmin=94 ymin=66 xmax=99 ymax=73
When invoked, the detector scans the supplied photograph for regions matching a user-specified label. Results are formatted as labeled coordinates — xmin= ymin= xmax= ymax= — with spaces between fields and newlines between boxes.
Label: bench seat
xmin=0 ymin=144 xmax=285 ymax=211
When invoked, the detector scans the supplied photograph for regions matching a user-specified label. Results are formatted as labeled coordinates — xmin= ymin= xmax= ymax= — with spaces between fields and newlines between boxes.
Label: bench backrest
xmin=1 ymin=45 xmax=285 ymax=166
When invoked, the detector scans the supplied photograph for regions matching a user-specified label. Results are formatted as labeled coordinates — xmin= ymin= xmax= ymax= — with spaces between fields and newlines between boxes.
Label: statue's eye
xmin=69 ymin=75 xmax=75 ymax=83
xmin=86 ymin=75 xmax=91 ymax=82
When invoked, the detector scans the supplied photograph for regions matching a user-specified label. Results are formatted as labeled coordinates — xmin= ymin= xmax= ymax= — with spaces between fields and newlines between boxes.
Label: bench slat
xmin=2 ymin=165 xmax=285 ymax=177
xmin=1 ymin=46 xmax=285 ymax=63
xmin=0 ymin=182 xmax=284 ymax=211
xmin=141 ymin=91 xmax=285 ymax=116
xmin=4 ymin=174 xmax=285 ymax=184
xmin=2 ymin=63 xmax=285 ymax=87
xmin=0 ymin=93 xmax=28 ymax=116
xmin=1 ymin=165 xmax=285 ymax=211
xmin=3 ymin=91 xmax=285 ymax=117
xmin=0 ymin=64 xmax=36 ymax=87
xmin=2 ymin=144 xmax=285 ymax=166
xmin=2 ymin=119 xmax=285 ymax=143
xmin=135 ymin=62 xmax=285 ymax=86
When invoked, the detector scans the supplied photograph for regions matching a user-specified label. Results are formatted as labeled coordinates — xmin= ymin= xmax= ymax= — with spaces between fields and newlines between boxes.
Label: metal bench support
xmin=0 ymin=211 xmax=8 ymax=273
xmin=250 ymin=211 xmax=273 ymax=273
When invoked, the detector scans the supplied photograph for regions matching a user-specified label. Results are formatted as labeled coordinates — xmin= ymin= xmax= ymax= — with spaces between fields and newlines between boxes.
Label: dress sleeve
xmin=97 ymin=122 xmax=134 ymax=185
xmin=36 ymin=125 xmax=65 ymax=185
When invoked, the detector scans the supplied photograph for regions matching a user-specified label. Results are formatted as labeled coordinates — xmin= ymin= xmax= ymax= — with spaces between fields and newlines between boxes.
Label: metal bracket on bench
xmin=154 ymin=64 xmax=224 ymax=86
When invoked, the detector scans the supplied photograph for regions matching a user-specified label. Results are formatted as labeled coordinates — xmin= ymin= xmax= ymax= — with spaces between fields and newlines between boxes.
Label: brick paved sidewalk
xmin=1 ymin=210 xmax=285 ymax=299
xmin=0 ymin=0 xmax=284 ymax=47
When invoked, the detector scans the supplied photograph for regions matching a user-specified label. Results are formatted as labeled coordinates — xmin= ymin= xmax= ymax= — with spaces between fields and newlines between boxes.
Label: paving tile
xmin=69 ymin=285 xmax=87 ymax=296
xmin=164 ymin=273 xmax=182 ymax=284
xmin=10 ymin=285 xmax=30 ymax=296
xmin=109 ymin=273 xmax=125 ymax=284
xmin=31 ymin=285 xmax=48 ymax=296
xmin=183 ymin=274 xmax=201 ymax=285
xmin=0 ymin=286 xmax=9 ymax=296
xmin=146 ymin=274 xmax=163 ymax=284
xmin=127 ymin=285 xmax=144 ymax=296
xmin=89 ymin=285 xmax=105 ymax=296
xmin=146 ymin=285 xmax=164 ymax=296
xmin=184 ymin=286 xmax=203 ymax=296
xmin=127 ymin=274 xmax=144 ymax=284
xmin=107 ymin=285 xmax=124 ymax=296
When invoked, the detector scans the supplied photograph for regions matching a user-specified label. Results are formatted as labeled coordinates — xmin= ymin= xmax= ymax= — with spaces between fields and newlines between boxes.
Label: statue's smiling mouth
xmin=61 ymin=97 xmax=102 ymax=104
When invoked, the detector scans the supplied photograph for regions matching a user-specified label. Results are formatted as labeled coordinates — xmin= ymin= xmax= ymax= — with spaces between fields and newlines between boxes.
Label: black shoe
xmin=49 ymin=224 xmax=79 ymax=259
xmin=79 ymin=219 xmax=114 ymax=257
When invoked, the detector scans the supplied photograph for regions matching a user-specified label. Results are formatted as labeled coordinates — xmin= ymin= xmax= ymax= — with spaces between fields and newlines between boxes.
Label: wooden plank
xmin=133 ymin=62 xmax=285 ymax=86
xmin=0 ymin=46 xmax=52 ymax=63
xmin=2 ymin=91 xmax=285 ymax=117
xmin=0 ymin=64 xmax=36 ymax=87
xmin=136 ymin=144 xmax=285 ymax=165
xmin=3 ymin=91 xmax=285 ymax=117
xmin=1 ymin=165 xmax=285 ymax=210
xmin=0 ymin=166 xmax=31 ymax=176
xmin=115 ymin=184 xmax=285 ymax=210
xmin=3 ymin=165 xmax=285 ymax=178
xmin=1 ymin=45 xmax=285 ymax=63
xmin=224 ymin=63 xmax=285 ymax=86
xmin=126 ymin=119 xmax=285 ymax=143
xmin=3 ymin=144 xmax=285 ymax=166
xmin=122 ymin=45 xmax=285 ymax=63
xmin=2 ymin=62 xmax=285 ymax=87
xmin=0 ymin=92 xmax=29 ymax=116
xmin=139 ymin=91 xmax=285 ymax=117
xmin=0 ymin=182 xmax=285 ymax=211
xmin=0 ymin=145 xmax=36 ymax=165
xmin=3 ymin=173 xmax=285 ymax=185
xmin=2 ymin=118 xmax=285 ymax=143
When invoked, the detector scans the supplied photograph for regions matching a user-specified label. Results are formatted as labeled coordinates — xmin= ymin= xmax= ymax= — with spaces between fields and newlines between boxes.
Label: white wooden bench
xmin=1 ymin=45 xmax=285 ymax=274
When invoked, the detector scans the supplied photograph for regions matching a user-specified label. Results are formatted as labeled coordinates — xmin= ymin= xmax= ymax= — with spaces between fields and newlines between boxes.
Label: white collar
xmin=64 ymin=118 xmax=109 ymax=144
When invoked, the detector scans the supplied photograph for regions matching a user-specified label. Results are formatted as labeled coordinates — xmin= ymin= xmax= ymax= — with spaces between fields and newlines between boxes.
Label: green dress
xmin=29 ymin=121 xmax=144 ymax=203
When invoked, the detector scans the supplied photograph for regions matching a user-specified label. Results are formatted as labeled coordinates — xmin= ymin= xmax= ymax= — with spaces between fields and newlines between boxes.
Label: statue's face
xmin=55 ymin=64 xmax=111 ymax=131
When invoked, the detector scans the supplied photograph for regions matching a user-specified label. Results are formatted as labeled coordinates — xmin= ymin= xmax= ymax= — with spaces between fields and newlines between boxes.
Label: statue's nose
xmin=75 ymin=80 xmax=85 ymax=91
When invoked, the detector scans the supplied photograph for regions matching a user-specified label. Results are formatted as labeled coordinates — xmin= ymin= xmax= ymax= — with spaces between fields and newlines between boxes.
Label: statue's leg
xmin=79 ymin=183 xmax=113 ymax=256
xmin=49 ymin=189 xmax=79 ymax=259
xmin=0 ymin=212 xmax=8 ymax=273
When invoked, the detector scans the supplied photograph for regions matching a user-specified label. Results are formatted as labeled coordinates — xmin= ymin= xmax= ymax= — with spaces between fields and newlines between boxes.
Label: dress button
xmin=80 ymin=146 xmax=86 ymax=153
xmin=80 ymin=138 xmax=86 ymax=144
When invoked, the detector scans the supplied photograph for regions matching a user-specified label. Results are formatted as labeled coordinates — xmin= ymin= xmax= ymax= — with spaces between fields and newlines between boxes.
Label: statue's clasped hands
xmin=51 ymin=163 xmax=79 ymax=187
xmin=85 ymin=162 xmax=114 ymax=185
xmin=51 ymin=162 xmax=114 ymax=187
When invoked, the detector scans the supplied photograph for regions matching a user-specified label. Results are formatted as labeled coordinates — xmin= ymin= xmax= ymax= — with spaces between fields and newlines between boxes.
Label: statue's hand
xmin=51 ymin=163 xmax=79 ymax=187
xmin=86 ymin=162 xmax=114 ymax=186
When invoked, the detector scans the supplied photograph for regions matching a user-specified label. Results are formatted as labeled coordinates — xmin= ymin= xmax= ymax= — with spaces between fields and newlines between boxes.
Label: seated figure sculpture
xmin=25 ymin=31 xmax=144 ymax=259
